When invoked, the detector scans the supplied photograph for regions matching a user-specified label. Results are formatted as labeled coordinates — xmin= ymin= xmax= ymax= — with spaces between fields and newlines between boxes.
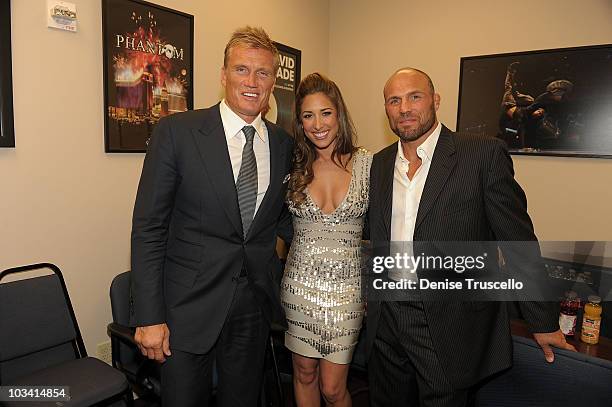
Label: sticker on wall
xmin=47 ymin=1 xmax=77 ymax=32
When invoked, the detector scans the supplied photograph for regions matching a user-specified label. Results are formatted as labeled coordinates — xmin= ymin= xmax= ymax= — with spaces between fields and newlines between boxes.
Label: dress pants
xmin=368 ymin=301 xmax=474 ymax=407
xmin=161 ymin=277 xmax=269 ymax=407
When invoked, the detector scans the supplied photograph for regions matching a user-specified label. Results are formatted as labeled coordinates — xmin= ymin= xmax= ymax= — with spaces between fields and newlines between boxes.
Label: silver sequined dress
xmin=281 ymin=148 xmax=372 ymax=364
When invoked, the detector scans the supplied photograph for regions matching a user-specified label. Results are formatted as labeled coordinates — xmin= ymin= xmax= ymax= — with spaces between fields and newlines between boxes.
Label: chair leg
xmin=260 ymin=383 xmax=267 ymax=407
xmin=269 ymin=336 xmax=284 ymax=404
xmin=123 ymin=387 xmax=134 ymax=406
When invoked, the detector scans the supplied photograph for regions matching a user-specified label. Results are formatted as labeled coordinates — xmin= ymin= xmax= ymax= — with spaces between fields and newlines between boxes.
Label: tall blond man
xmin=130 ymin=27 xmax=293 ymax=406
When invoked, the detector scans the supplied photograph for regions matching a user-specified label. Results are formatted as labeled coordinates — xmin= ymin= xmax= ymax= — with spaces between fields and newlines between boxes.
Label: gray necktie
xmin=236 ymin=126 xmax=258 ymax=238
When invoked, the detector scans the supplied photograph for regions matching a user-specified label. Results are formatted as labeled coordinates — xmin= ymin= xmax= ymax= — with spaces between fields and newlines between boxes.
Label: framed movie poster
xmin=102 ymin=0 xmax=193 ymax=153
xmin=268 ymin=42 xmax=301 ymax=134
xmin=0 ymin=0 xmax=15 ymax=148
xmin=457 ymin=44 xmax=612 ymax=158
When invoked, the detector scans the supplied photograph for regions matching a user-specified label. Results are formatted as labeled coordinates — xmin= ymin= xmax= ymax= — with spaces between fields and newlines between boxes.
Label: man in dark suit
xmin=366 ymin=68 xmax=574 ymax=406
xmin=130 ymin=26 xmax=293 ymax=407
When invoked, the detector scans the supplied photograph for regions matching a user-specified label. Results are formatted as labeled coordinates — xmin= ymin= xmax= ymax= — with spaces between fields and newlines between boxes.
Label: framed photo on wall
xmin=457 ymin=44 xmax=612 ymax=158
xmin=102 ymin=0 xmax=194 ymax=153
xmin=267 ymin=42 xmax=301 ymax=135
xmin=0 ymin=0 xmax=15 ymax=148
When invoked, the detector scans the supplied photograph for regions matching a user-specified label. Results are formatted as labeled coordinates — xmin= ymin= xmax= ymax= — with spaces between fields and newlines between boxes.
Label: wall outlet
xmin=96 ymin=341 xmax=112 ymax=365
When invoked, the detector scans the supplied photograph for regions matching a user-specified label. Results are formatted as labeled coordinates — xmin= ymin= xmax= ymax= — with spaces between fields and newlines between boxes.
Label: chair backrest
xmin=108 ymin=271 xmax=162 ymax=398
xmin=0 ymin=263 xmax=86 ymax=383
xmin=476 ymin=335 xmax=612 ymax=406
xmin=110 ymin=271 xmax=131 ymax=327
xmin=109 ymin=271 xmax=145 ymax=372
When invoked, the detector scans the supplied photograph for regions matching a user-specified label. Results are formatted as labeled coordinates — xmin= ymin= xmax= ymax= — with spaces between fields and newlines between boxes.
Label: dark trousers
xmin=161 ymin=278 xmax=269 ymax=407
xmin=368 ymin=302 xmax=473 ymax=407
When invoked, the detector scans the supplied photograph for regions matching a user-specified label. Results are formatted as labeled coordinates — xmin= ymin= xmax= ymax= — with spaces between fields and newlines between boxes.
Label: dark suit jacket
xmin=130 ymin=104 xmax=293 ymax=354
xmin=366 ymin=125 xmax=558 ymax=389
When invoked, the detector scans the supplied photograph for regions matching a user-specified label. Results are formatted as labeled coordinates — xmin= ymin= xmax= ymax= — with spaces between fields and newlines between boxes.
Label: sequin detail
xmin=281 ymin=149 xmax=372 ymax=363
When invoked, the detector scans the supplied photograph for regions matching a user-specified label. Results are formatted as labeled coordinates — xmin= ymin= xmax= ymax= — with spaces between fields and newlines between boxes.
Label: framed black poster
xmin=0 ymin=0 xmax=15 ymax=148
xmin=268 ymin=42 xmax=301 ymax=135
xmin=102 ymin=0 xmax=194 ymax=153
xmin=457 ymin=44 xmax=612 ymax=158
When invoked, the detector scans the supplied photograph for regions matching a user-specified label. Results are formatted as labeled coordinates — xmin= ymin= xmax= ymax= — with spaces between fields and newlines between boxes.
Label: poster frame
xmin=102 ymin=0 xmax=194 ymax=153
xmin=456 ymin=44 xmax=612 ymax=159
xmin=0 ymin=0 xmax=15 ymax=148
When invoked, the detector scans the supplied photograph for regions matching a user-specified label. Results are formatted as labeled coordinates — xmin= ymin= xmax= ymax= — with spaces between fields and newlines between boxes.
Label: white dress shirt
xmin=219 ymin=100 xmax=270 ymax=215
xmin=389 ymin=122 xmax=442 ymax=280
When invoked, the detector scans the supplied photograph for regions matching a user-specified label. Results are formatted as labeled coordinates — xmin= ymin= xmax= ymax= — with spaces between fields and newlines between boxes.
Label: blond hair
xmin=223 ymin=26 xmax=280 ymax=70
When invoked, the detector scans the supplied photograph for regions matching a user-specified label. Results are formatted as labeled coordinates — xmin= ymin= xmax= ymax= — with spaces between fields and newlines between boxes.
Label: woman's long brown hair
xmin=287 ymin=73 xmax=358 ymax=206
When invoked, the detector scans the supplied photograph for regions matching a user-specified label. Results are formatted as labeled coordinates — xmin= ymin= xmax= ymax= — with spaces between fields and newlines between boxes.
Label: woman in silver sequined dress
xmin=282 ymin=73 xmax=371 ymax=407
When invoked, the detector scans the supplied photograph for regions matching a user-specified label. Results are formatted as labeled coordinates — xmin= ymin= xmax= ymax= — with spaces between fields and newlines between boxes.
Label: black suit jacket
xmin=130 ymin=104 xmax=293 ymax=354
xmin=367 ymin=125 xmax=558 ymax=389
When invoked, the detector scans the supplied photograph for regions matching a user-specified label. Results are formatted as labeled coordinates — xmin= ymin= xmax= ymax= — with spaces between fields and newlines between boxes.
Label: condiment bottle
xmin=559 ymin=290 xmax=580 ymax=336
xmin=580 ymin=295 xmax=602 ymax=345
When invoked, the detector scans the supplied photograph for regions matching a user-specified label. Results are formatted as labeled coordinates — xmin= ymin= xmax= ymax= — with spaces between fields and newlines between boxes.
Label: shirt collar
xmin=220 ymin=99 xmax=267 ymax=142
xmin=396 ymin=121 xmax=442 ymax=164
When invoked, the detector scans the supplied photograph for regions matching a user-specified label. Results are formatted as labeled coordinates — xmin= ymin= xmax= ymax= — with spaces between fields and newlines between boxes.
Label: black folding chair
xmin=108 ymin=271 xmax=161 ymax=404
xmin=0 ymin=262 xmax=133 ymax=406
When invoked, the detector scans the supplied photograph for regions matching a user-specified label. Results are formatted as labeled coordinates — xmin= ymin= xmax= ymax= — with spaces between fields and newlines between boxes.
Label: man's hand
xmin=135 ymin=323 xmax=171 ymax=363
xmin=533 ymin=329 xmax=576 ymax=363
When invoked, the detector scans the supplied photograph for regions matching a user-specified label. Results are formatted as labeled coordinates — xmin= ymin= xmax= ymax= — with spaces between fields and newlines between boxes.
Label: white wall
xmin=329 ymin=0 xmax=612 ymax=243
xmin=0 ymin=0 xmax=329 ymax=353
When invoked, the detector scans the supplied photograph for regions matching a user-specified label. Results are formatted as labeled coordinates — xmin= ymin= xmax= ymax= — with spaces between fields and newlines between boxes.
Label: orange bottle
xmin=580 ymin=295 xmax=602 ymax=345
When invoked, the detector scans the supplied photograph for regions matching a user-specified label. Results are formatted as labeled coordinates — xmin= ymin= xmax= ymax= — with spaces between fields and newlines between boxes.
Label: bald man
xmin=365 ymin=68 xmax=573 ymax=407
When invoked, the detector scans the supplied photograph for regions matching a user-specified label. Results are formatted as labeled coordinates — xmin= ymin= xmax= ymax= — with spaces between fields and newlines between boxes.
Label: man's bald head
xmin=383 ymin=67 xmax=435 ymax=99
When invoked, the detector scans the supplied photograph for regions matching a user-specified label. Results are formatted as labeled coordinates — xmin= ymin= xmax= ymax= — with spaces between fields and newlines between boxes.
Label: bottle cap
xmin=565 ymin=290 xmax=578 ymax=300
xmin=587 ymin=295 xmax=601 ymax=304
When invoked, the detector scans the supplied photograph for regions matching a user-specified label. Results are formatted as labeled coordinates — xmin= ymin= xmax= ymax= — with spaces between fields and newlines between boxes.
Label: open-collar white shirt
xmin=389 ymin=122 xmax=442 ymax=280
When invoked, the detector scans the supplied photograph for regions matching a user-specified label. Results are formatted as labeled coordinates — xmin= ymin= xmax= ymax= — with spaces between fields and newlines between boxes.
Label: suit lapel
xmin=414 ymin=126 xmax=457 ymax=233
xmin=380 ymin=145 xmax=396 ymax=241
xmin=248 ymin=121 xmax=287 ymax=240
xmin=192 ymin=104 xmax=243 ymax=237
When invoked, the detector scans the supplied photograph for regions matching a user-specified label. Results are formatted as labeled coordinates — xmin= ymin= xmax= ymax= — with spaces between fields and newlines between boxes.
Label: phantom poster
xmin=268 ymin=42 xmax=301 ymax=134
xmin=102 ymin=0 xmax=193 ymax=153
